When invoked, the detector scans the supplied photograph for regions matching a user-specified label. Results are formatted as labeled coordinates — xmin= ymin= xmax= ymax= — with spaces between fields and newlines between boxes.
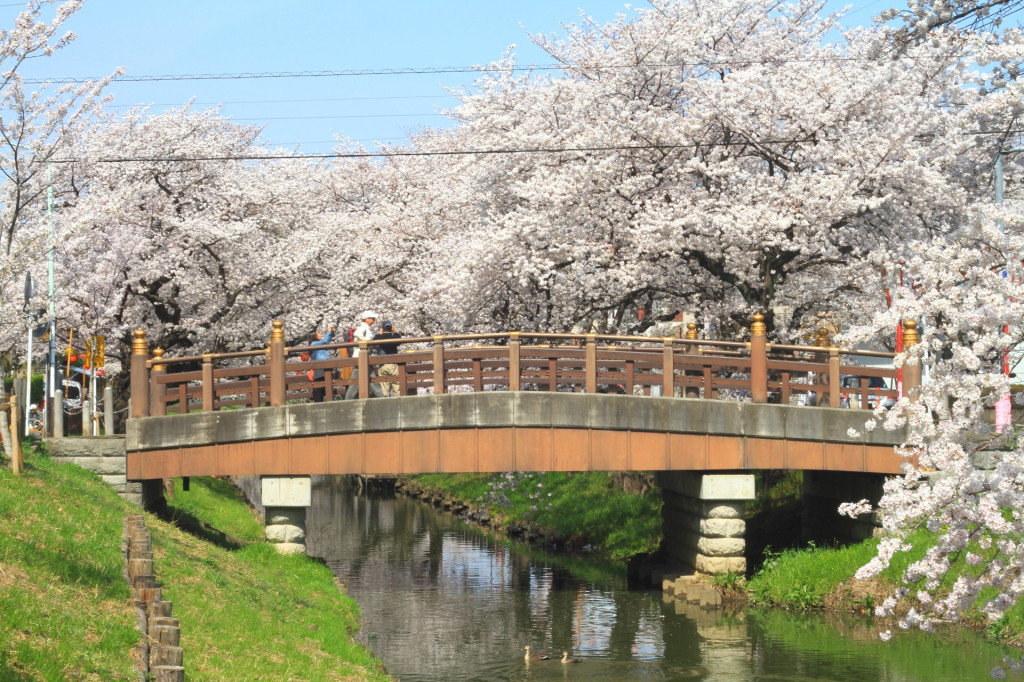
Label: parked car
xmin=839 ymin=375 xmax=895 ymax=410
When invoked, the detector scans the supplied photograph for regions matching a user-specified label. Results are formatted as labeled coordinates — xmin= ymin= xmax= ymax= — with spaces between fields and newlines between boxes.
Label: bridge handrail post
xmin=684 ymin=322 xmax=700 ymax=398
xmin=585 ymin=333 xmax=597 ymax=393
xmin=150 ymin=348 xmax=166 ymax=417
xmin=662 ymin=338 xmax=674 ymax=397
xmin=902 ymin=319 xmax=921 ymax=403
xmin=828 ymin=347 xmax=842 ymax=407
xmin=433 ymin=336 xmax=445 ymax=395
xmin=130 ymin=330 xmax=150 ymax=418
xmin=201 ymin=354 xmax=214 ymax=411
xmin=508 ymin=332 xmax=521 ymax=391
xmin=750 ymin=314 xmax=768 ymax=403
xmin=269 ymin=321 xmax=286 ymax=407
xmin=358 ymin=341 xmax=370 ymax=399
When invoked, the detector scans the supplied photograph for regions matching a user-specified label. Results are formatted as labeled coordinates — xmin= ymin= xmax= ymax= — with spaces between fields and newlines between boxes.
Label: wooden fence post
xmin=268 ymin=321 xmax=286 ymax=407
xmin=201 ymin=354 xmax=214 ymax=411
xmin=685 ymin=322 xmax=700 ymax=398
xmin=9 ymin=395 xmax=21 ymax=475
xmin=902 ymin=319 xmax=921 ymax=403
xmin=750 ymin=313 xmax=768 ymax=403
xmin=508 ymin=332 xmax=521 ymax=391
xmin=149 ymin=349 xmax=166 ymax=417
xmin=662 ymin=338 xmax=674 ymax=397
xmin=828 ymin=348 xmax=842 ymax=407
xmin=130 ymin=330 xmax=150 ymax=418
xmin=584 ymin=334 xmax=597 ymax=393
xmin=358 ymin=341 xmax=369 ymax=399
xmin=432 ymin=336 xmax=445 ymax=395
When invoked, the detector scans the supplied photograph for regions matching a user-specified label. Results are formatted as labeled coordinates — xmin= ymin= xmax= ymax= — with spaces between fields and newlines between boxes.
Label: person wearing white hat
xmin=345 ymin=311 xmax=383 ymax=399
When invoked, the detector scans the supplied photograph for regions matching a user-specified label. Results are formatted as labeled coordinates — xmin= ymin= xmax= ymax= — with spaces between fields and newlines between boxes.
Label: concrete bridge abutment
xmin=656 ymin=471 xmax=755 ymax=575
xmin=261 ymin=475 xmax=311 ymax=555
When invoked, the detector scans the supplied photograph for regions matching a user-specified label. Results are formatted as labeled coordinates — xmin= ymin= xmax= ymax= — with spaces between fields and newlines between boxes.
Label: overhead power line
xmin=21 ymin=53 xmax=968 ymax=85
xmin=107 ymin=94 xmax=455 ymax=108
xmin=46 ymin=128 xmax=1024 ymax=164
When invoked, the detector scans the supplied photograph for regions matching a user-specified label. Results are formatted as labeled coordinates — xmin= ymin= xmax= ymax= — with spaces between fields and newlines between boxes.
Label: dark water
xmin=305 ymin=477 xmax=1012 ymax=681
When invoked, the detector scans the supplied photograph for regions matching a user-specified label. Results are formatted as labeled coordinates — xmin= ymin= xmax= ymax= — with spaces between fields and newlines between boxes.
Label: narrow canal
xmin=305 ymin=476 xmax=1011 ymax=681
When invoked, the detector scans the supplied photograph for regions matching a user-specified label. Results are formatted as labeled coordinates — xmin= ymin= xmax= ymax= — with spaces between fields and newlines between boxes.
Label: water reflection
xmin=305 ymin=476 xmax=1009 ymax=682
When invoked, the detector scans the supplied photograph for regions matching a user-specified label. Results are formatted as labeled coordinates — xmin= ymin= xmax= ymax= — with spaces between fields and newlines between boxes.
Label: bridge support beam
xmin=655 ymin=471 xmax=754 ymax=575
xmin=261 ymin=476 xmax=311 ymax=555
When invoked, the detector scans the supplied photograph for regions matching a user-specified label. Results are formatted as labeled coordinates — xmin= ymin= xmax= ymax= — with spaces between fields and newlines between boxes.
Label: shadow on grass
xmin=159 ymin=507 xmax=247 ymax=551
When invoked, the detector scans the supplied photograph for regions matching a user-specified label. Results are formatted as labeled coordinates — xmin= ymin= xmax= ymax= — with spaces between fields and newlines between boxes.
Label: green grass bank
xmin=0 ymin=446 xmax=388 ymax=681
xmin=400 ymin=471 xmax=662 ymax=560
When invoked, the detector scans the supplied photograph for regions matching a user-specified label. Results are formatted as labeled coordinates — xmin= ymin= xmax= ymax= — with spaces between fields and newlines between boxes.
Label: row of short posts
xmin=124 ymin=514 xmax=183 ymax=681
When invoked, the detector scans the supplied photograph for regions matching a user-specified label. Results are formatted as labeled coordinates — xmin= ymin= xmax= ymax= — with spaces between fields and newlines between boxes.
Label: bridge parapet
xmin=128 ymin=317 xmax=916 ymax=417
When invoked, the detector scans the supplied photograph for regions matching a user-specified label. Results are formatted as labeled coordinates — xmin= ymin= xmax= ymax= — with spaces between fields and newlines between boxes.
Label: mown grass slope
xmin=0 ymin=448 xmax=388 ymax=681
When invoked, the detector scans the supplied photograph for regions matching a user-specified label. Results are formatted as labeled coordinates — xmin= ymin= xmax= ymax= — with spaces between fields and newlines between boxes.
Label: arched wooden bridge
xmin=125 ymin=317 xmax=916 ymax=481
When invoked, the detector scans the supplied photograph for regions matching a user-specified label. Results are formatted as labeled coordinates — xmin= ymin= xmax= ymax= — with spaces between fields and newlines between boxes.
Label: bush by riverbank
xmin=399 ymin=471 xmax=662 ymax=560
xmin=0 ymin=446 xmax=388 ymax=680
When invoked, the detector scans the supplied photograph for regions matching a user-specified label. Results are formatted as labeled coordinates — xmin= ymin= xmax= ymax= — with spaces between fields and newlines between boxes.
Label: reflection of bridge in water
xmin=125 ymin=315 xmax=919 ymax=574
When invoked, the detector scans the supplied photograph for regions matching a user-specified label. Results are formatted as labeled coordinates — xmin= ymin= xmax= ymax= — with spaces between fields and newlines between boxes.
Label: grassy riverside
xmin=748 ymin=533 xmax=1024 ymax=646
xmin=0 ymin=448 xmax=388 ymax=681
xmin=403 ymin=471 xmax=662 ymax=560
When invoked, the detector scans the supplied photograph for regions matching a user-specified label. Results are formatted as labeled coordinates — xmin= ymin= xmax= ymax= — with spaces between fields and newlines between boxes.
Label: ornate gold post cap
xmin=814 ymin=328 xmax=831 ymax=348
xmin=903 ymin=319 xmax=920 ymax=347
xmin=685 ymin=322 xmax=699 ymax=340
xmin=131 ymin=329 xmax=148 ymax=355
xmin=151 ymin=347 xmax=166 ymax=371
xmin=270 ymin=320 xmax=285 ymax=342
xmin=751 ymin=313 xmax=767 ymax=337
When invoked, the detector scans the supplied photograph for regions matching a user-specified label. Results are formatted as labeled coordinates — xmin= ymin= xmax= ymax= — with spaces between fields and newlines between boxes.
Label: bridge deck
xmin=125 ymin=393 xmax=908 ymax=480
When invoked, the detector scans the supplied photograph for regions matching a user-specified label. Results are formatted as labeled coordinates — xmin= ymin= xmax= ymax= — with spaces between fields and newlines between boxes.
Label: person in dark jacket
xmin=308 ymin=325 xmax=334 ymax=402
xmin=374 ymin=320 xmax=403 ymax=397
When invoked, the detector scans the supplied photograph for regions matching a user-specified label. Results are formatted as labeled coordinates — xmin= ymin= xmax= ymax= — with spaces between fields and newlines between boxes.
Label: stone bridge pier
xmin=656 ymin=471 xmax=755 ymax=575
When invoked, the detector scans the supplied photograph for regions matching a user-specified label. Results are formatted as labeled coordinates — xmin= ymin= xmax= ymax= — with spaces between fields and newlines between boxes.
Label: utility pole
xmin=46 ymin=163 xmax=55 ymax=436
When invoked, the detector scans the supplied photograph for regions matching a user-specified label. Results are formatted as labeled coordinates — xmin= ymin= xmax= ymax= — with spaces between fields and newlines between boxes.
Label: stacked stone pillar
xmin=656 ymin=471 xmax=754 ymax=575
xmin=261 ymin=475 xmax=311 ymax=555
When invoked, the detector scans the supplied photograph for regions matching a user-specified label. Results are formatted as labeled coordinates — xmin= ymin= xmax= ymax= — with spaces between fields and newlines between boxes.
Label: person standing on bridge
xmin=345 ymin=311 xmax=384 ymax=399
xmin=374 ymin=320 xmax=404 ymax=397
xmin=307 ymin=325 xmax=334 ymax=403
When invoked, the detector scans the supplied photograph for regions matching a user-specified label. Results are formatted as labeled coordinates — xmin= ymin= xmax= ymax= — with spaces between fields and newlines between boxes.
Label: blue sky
xmin=14 ymin=1 xmax=896 ymax=152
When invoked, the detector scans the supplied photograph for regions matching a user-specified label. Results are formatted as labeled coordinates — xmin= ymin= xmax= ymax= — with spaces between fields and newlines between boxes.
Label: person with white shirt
xmin=345 ymin=310 xmax=384 ymax=399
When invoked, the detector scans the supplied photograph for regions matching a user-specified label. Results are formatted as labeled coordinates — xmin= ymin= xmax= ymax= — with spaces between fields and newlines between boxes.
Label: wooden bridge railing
xmin=129 ymin=315 xmax=921 ymax=418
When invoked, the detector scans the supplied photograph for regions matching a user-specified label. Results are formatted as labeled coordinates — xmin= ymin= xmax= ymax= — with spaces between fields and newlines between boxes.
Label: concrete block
xmin=695 ymin=555 xmax=746 ymax=575
xmin=267 ymin=508 xmax=306 ymax=525
xmin=700 ymin=518 xmax=745 ymax=538
xmin=547 ymin=393 xmax=590 ymax=428
xmin=265 ymin=523 xmax=306 ymax=543
xmin=627 ymin=397 xmax=670 ymax=432
xmin=702 ymin=502 xmax=745 ymax=519
xmin=399 ymin=396 xmax=438 ymax=430
xmin=134 ymin=416 xmax=185 ymax=451
xmin=261 ymin=478 xmax=311 ymax=507
xmin=697 ymin=537 xmax=745 ymax=556
xmin=100 ymin=474 xmax=128 ymax=489
xmin=702 ymin=401 xmax=743 ymax=436
xmin=272 ymin=542 xmax=306 ymax=555
xmin=699 ymin=474 xmax=755 ymax=501
xmin=322 ymin=400 xmax=364 ymax=435
xmin=513 ymin=393 xmax=553 ymax=427
xmin=473 ymin=392 xmax=515 ymax=427
xmin=784 ymin=409 xmax=825 ymax=442
xmin=742 ymin=403 xmax=787 ymax=439
xmin=588 ymin=393 xmax=630 ymax=430
xmin=45 ymin=436 xmax=126 ymax=457
xmin=286 ymin=402 xmax=331 ymax=436
xmin=214 ymin=409 xmax=254 ymax=444
xmin=252 ymin=406 xmax=288 ymax=440
xmin=362 ymin=399 xmax=402 ymax=432
xmin=51 ymin=456 xmax=126 ymax=476
xmin=178 ymin=411 xmax=220 ymax=446
xmin=437 ymin=394 xmax=478 ymax=428
xmin=122 ymin=492 xmax=144 ymax=506
xmin=665 ymin=399 xmax=704 ymax=433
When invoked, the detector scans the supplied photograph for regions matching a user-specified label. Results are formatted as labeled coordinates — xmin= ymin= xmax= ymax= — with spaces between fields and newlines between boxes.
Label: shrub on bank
xmin=408 ymin=471 xmax=662 ymax=560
